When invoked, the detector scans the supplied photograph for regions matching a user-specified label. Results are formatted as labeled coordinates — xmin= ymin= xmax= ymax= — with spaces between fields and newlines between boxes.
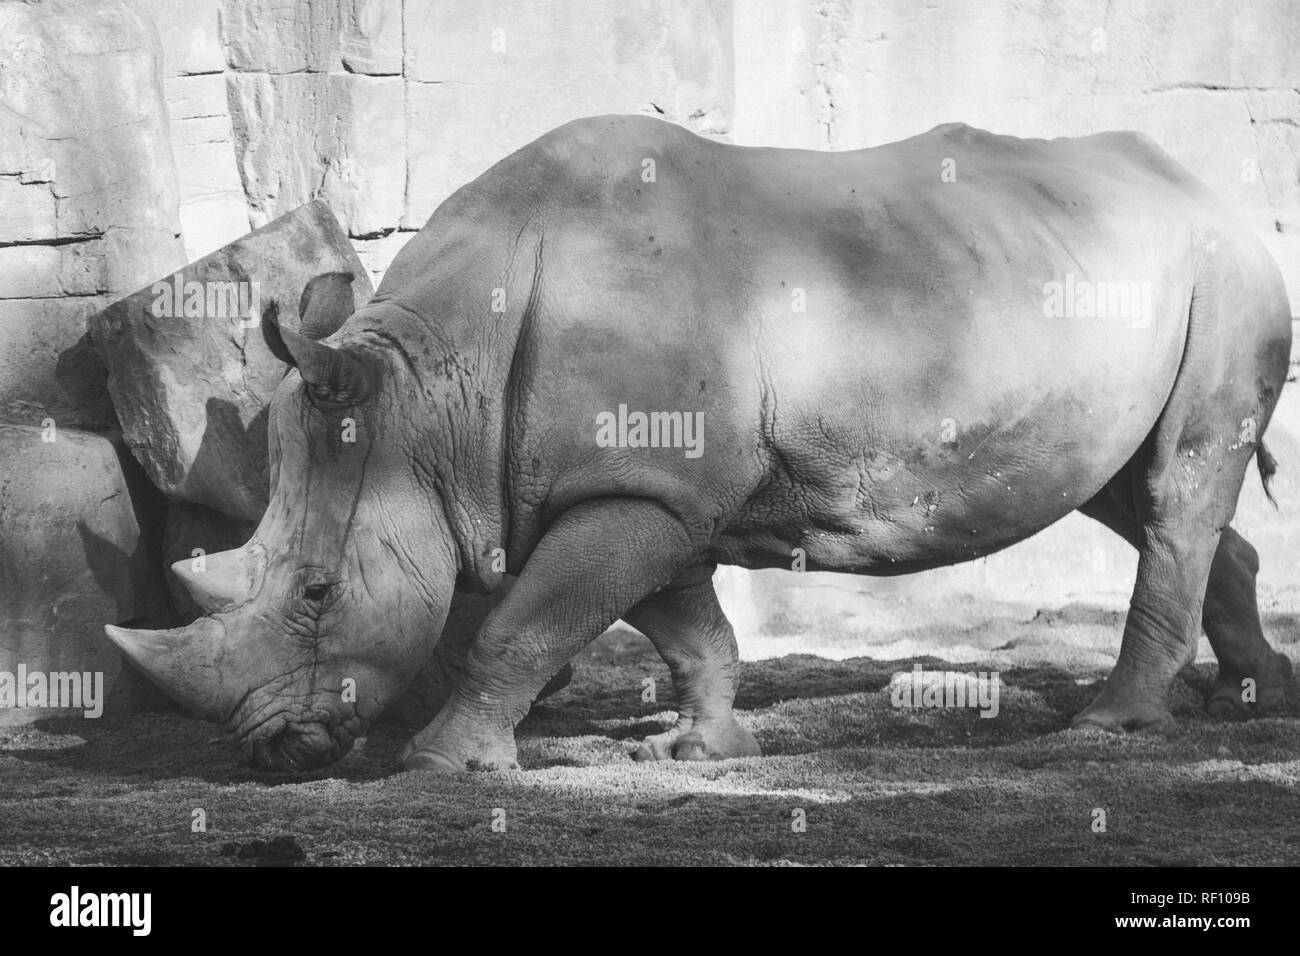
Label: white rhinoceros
xmin=108 ymin=116 xmax=1293 ymax=772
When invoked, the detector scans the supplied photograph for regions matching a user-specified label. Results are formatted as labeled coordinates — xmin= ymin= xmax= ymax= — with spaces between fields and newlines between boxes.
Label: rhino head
xmin=106 ymin=273 xmax=458 ymax=771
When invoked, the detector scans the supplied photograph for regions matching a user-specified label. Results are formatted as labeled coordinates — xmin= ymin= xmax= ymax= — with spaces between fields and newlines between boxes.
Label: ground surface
xmin=2 ymin=602 xmax=1298 ymax=866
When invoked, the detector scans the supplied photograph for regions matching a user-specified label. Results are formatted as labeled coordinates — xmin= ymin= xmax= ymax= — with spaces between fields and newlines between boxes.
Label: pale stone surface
xmin=735 ymin=0 xmax=1300 ymax=147
xmin=135 ymin=0 xmax=250 ymax=261
xmin=0 ymin=177 xmax=59 ymax=244
xmin=227 ymin=72 xmax=405 ymax=236
xmin=0 ymin=0 xmax=186 ymax=282
xmin=89 ymin=201 xmax=373 ymax=523
xmin=0 ymin=247 xmax=63 ymax=300
xmin=138 ymin=0 xmax=225 ymax=76
xmin=222 ymin=0 xmax=403 ymax=75
xmin=163 ymin=72 xmax=251 ymax=260
xmin=0 ymin=0 xmax=185 ymax=429
xmin=339 ymin=0 xmax=403 ymax=75
xmin=0 ymin=426 xmax=172 ymax=724
xmin=351 ymin=230 xmax=416 ymax=287
xmin=1260 ymin=235 xmax=1300 ymax=313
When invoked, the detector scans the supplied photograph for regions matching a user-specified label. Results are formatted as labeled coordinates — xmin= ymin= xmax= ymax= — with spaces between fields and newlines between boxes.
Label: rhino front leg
xmin=624 ymin=562 xmax=760 ymax=761
xmin=382 ymin=585 xmax=573 ymax=729
xmin=401 ymin=498 xmax=696 ymax=772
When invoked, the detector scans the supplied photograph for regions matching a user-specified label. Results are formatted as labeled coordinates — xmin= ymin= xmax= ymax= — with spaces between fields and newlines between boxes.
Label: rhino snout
xmin=248 ymin=719 xmax=359 ymax=772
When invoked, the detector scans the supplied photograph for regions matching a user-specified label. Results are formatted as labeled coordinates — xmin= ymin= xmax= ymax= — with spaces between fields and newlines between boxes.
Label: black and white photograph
xmin=0 ymin=0 xmax=1295 ymax=919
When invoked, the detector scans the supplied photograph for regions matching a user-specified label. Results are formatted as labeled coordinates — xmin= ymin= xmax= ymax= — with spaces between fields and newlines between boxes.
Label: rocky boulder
xmin=0 ymin=425 xmax=174 ymax=724
xmin=89 ymin=201 xmax=373 ymax=524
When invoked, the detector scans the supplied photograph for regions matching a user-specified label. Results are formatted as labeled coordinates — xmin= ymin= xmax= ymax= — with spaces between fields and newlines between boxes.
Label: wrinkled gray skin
xmin=109 ymin=115 xmax=1293 ymax=772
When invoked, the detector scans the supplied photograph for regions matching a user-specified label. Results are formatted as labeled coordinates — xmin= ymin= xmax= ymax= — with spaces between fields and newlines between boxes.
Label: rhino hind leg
xmin=623 ymin=562 xmax=760 ymax=762
xmin=401 ymin=498 xmax=699 ymax=773
xmin=1068 ymin=263 xmax=1292 ymax=733
xmin=1200 ymin=528 xmax=1295 ymax=718
xmin=1070 ymin=485 xmax=1219 ymax=732
xmin=1082 ymin=496 xmax=1294 ymax=721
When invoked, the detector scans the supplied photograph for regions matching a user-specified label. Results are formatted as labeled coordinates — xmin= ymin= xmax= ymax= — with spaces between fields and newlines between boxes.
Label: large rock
xmin=0 ymin=425 xmax=174 ymax=724
xmin=0 ymin=299 xmax=108 ymax=427
xmin=0 ymin=0 xmax=186 ymax=428
xmin=89 ymin=200 xmax=373 ymax=523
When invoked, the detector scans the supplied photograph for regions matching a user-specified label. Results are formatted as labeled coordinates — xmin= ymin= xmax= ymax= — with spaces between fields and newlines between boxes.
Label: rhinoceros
xmin=106 ymin=115 xmax=1293 ymax=772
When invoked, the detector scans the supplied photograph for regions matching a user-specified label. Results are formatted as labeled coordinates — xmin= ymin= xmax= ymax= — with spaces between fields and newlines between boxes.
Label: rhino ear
xmin=298 ymin=271 xmax=356 ymax=340
xmin=261 ymin=301 xmax=295 ymax=366
xmin=261 ymin=298 xmax=376 ymax=406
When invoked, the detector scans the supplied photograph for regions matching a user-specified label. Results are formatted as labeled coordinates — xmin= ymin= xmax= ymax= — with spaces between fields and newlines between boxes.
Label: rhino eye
xmin=303 ymin=583 xmax=332 ymax=602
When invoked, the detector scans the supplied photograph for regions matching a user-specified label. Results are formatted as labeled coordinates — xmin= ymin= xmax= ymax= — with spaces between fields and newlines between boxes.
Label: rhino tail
xmin=1257 ymin=438 xmax=1279 ymax=508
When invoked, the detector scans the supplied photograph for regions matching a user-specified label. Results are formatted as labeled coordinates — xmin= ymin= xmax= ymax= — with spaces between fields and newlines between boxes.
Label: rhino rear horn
xmin=170 ymin=544 xmax=264 ymax=614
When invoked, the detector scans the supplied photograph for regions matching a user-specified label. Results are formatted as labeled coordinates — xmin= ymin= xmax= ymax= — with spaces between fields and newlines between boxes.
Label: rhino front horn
xmin=170 ymin=544 xmax=264 ymax=615
xmin=105 ymin=618 xmax=236 ymax=721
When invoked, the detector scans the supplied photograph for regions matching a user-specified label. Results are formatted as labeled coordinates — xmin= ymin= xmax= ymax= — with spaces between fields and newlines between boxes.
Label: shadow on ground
xmin=1 ymin=608 xmax=1298 ymax=865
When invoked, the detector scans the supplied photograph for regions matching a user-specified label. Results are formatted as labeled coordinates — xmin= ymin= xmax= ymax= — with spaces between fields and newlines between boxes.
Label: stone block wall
xmin=0 ymin=0 xmax=186 ymax=429
xmin=0 ymin=0 xmax=1296 ymax=692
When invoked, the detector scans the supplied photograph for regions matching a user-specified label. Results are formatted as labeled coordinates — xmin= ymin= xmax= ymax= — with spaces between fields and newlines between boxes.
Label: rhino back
xmin=371 ymin=116 xmax=1271 ymax=575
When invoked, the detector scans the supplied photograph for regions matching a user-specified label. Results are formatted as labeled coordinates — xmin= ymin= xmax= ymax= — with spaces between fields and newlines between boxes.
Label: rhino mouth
xmin=252 ymin=724 xmax=354 ymax=772
xmin=229 ymin=693 xmax=368 ymax=772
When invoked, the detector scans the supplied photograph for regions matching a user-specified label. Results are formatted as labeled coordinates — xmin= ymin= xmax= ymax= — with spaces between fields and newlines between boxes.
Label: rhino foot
xmin=633 ymin=716 xmax=761 ymax=762
xmin=1206 ymin=652 xmax=1295 ymax=719
xmin=402 ymin=749 xmax=465 ymax=773
xmin=1070 ymin=697 xmax=1174 ymax=734
xmin=400 ymin=726 xmax=520 ymax=774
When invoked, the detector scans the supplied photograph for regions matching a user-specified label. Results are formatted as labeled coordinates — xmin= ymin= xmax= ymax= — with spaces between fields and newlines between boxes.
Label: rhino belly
xmin=710 ymin=384 xmax=1156 ymax=576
